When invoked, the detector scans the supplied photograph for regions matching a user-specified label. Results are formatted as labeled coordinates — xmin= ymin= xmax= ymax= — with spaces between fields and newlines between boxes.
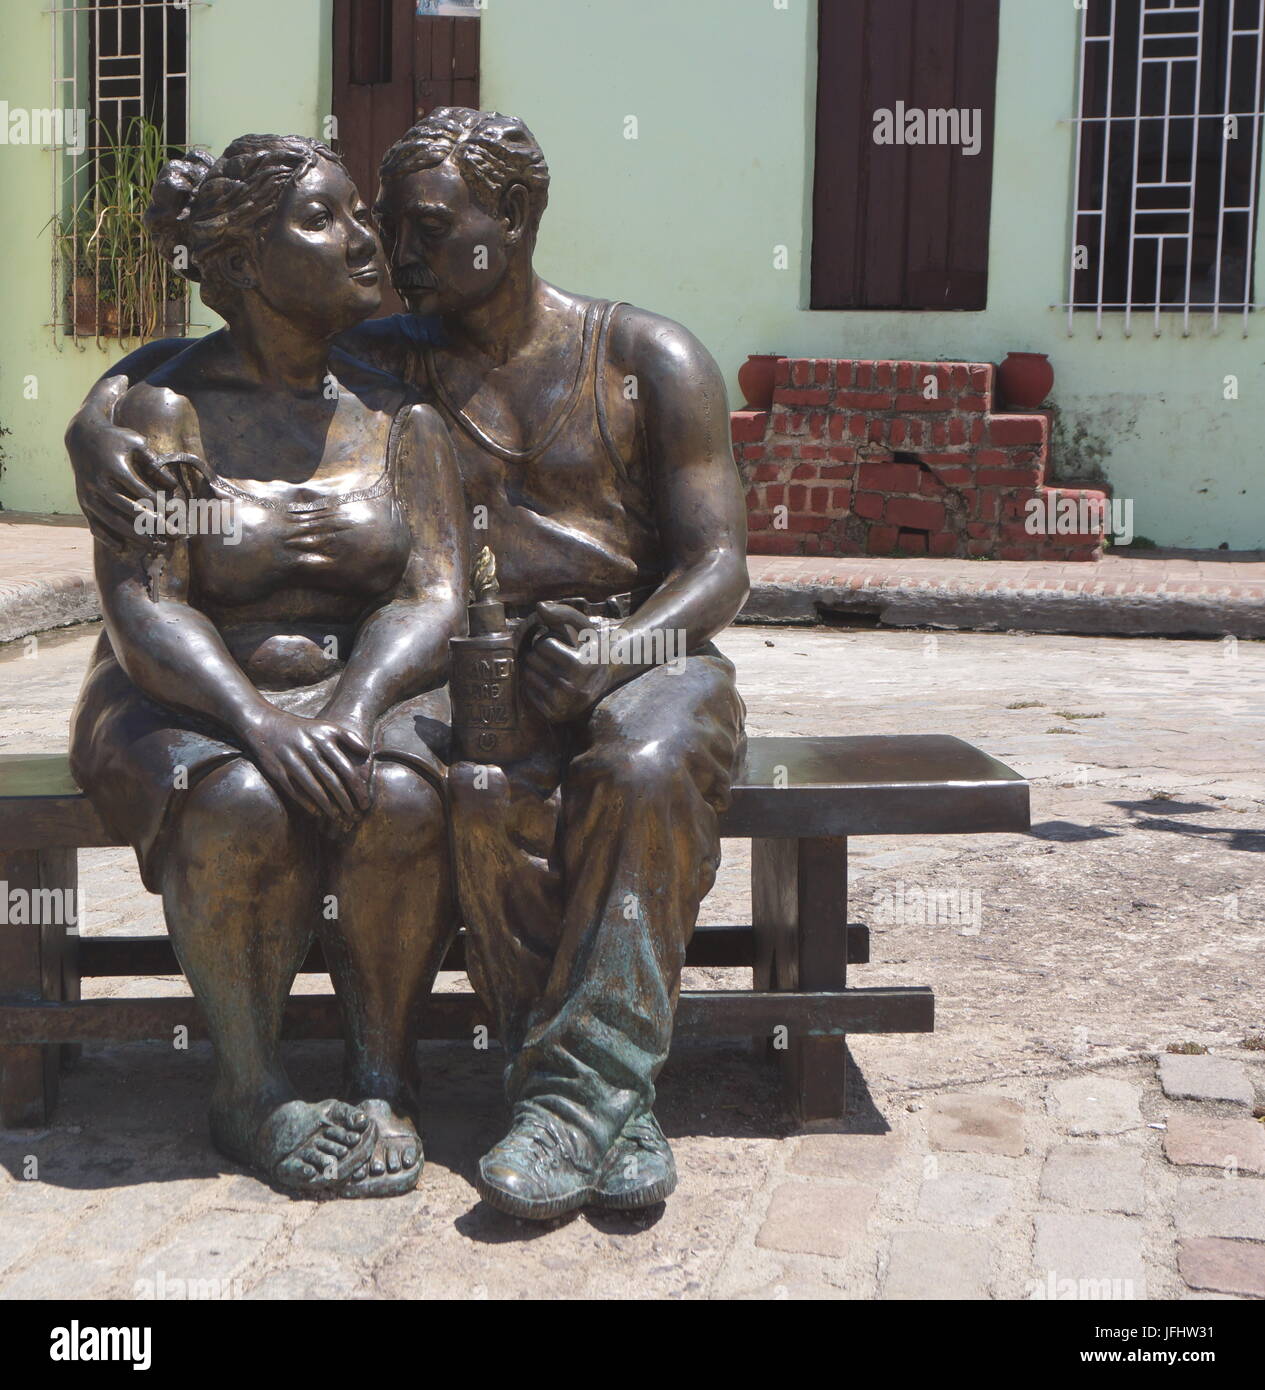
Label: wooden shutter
xmin=811 ymin=0 xmax=1000 ymax=310
xmin=332 ymin=1 xmax=481 ymax=316
xmin=414 ymin=13 xmax=481 ymax=117
xmin=333 ymin=0 xmax=417 ymax=213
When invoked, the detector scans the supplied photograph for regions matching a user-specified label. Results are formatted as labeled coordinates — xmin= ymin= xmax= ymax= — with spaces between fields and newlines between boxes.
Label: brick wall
xmin=734 ymin=358 xmax=1107 ymax=561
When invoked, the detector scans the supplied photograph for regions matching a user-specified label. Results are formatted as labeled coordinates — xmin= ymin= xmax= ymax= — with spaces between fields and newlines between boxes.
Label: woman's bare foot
xmin=344 ymin=1097 xmax=423 ymax=1199
xmin=211 ymin=1094 xmax=376 ymax=1196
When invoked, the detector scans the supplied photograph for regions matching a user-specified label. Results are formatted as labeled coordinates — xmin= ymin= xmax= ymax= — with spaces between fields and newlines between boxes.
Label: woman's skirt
xmin=69 ymin=630 xmax=451 ymax=892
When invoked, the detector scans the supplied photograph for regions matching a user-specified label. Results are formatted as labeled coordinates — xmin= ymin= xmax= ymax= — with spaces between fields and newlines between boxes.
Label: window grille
xmin=49 ymin=0 xmax=190 ymax=344
xmin=1066 ymin=0 xmax=1265 ymax=336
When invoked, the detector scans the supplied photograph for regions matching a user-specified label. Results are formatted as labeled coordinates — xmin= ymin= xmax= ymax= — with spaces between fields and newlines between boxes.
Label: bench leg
xmin=752 ymin=836 xmax=849 ymax=1122
xmin=0 ymin=848 xmax=77 ymax=1128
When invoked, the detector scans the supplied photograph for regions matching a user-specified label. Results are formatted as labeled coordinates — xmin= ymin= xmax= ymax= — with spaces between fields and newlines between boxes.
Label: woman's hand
xmin=237 ymin=708 xmax=372 ymax=831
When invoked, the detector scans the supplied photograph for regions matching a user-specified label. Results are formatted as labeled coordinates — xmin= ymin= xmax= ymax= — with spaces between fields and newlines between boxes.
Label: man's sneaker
xmin=476 ymin=1108 xmax=597 ymax=1220
xmin=592 ymin=1111 xmax=677 ymax=1209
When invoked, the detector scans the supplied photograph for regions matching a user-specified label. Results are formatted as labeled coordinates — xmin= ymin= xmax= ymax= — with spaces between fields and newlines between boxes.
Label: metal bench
xmin=0 ymin=735 xmax=1029 ymax=1128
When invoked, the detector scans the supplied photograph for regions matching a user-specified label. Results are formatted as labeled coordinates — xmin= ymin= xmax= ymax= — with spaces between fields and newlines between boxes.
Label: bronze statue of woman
xmin=68 ymin=136 xmax=468 ymax=1197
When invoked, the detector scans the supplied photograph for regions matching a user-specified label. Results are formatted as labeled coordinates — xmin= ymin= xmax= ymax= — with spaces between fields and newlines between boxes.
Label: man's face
xmin=374 ymin=160 xmax=513 ymax=316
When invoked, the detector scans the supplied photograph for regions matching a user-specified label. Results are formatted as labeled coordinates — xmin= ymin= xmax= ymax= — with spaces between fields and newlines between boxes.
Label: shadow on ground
xmin=0 ymin=1038 xmax=892 ymax=1206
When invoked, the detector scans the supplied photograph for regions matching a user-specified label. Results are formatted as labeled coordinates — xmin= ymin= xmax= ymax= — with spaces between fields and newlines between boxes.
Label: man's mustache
xmin=394 ymin=265 xmax=440 ymax=292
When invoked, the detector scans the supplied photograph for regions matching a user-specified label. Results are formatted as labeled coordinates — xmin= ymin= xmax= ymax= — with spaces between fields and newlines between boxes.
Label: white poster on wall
xmin=417 ymin=0 xmax=482 ymax=15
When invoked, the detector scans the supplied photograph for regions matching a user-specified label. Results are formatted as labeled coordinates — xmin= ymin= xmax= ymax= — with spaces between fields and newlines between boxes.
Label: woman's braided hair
xmin=145 ymin=134 xmax=346 ymax=316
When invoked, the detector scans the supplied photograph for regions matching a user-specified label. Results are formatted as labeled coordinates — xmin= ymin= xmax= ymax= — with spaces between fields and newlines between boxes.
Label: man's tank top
xmin=418 ymin=300 xmax=662 ymax=607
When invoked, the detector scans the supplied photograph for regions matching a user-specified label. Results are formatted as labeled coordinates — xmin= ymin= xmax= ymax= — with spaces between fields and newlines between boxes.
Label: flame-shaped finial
xmin=472 ymin=546 xmax=499 ymax=602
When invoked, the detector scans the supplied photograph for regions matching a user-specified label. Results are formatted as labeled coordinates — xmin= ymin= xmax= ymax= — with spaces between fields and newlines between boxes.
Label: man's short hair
xmin=378 ymin=108 xmax=549 ymax=234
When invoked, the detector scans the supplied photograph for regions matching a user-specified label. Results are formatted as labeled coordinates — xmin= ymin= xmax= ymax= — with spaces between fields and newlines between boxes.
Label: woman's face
xmin=253 ymin=158 xmax=384 ymax=335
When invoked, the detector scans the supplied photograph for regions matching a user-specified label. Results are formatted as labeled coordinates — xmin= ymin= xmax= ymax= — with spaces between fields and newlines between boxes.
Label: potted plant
xmin=53 ymin=116 xmax=179 ymax=341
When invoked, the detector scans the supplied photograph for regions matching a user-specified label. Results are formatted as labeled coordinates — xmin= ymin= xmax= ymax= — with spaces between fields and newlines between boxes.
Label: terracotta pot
xmin=70 ymin=276 xmax=99 ymax=335
xmin=737 ymin=353 xmax=783 ymax=411
xmin=998 ymin=351 xmax=1054 ymax=409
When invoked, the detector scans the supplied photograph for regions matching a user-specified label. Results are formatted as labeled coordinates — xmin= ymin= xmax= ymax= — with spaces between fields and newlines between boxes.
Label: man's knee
xmin=569 ymin=731 xmax=694 ymax=800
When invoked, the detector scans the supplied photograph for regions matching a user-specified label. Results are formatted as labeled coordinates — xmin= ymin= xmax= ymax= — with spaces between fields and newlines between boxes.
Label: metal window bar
xmin=1064 ymin=0 xmax=1265 ymax=337
xmin=47 ymin=1 xmax=192 ymax=346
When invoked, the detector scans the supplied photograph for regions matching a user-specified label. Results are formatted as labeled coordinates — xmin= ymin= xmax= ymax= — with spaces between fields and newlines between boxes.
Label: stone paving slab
xmin=1174 ymin=1178 xmax=1265 ymax=1242
xmin=1163 ymin=1115 xmax=1265 ymax=1175
xmin=928 ymin=1094 xmax=1026 ymax=1157
xmin=915 ymin=1171 xmax=1014 ymax=1228
xmin=1178 ymin=1238 xmax=1265 ymax=1298
xmin=1160 ymin=1054 xmax=1256 ymax=1107
xmin=1046 ymin=1075 xmax=1144 ymax=1136
xmin=756 ymin=1182 xmax=878 ymax=1260
xmin=1039 ymin=1144 xmax=1146 ymax=1215
xmin=882 ymin=1229 xmax=992 ymax=1300
xmin=1032 ymin=1212 xmax=1149 ymax=1300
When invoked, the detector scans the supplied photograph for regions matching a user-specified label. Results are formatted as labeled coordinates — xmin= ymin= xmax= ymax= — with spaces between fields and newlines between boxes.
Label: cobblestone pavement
xmin=0 ymin=622 xmax=1261 ymax=1300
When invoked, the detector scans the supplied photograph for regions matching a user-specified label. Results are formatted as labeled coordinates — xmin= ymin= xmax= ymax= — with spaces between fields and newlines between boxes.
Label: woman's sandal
xmin=342 ymin=1099 xmax=424 ymax=1200
xmin=254 ymin=1099 xmax=380 ymax=1198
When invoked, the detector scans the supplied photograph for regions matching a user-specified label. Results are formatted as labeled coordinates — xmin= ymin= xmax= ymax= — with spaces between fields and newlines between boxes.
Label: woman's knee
xmin=360 ymin=762 xmax=447 ymax=855
xmin=176 ymin=758 xmax=294 ymax=861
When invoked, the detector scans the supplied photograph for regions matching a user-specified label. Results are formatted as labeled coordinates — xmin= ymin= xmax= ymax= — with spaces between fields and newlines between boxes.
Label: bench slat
xmin=74 ymin=922 xmax=871 ymax=976
xmin=0 ymin=986 xmax=933 ymax=1043
xmin=0 ymin=737 xmax=1030 ymax=849
xmin=724 ymin=735 xmax=1029 ymax=837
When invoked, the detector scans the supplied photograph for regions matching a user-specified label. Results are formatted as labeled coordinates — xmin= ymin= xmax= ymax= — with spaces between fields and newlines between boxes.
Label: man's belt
xmin=503 ymin=586 xmax=657 ymax=623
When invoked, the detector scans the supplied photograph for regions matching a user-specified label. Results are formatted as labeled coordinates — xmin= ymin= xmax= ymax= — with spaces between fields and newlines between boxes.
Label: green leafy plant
xmin=53 ymin=116 xmax=184 ymax=340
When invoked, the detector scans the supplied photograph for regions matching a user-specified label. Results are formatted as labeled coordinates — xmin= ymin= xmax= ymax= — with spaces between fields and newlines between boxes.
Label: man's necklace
xmin=422 ymin=303 xmax=597 ymax=463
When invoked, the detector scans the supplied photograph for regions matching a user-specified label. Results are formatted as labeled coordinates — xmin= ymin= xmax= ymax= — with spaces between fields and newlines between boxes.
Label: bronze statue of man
xmin=68 ymin=109 xmax=750 ymax=1219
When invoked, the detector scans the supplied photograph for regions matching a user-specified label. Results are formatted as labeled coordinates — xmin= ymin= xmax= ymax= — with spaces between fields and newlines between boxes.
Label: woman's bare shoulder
xmin=113 ymin=334 xmax=230 ymax=449
xmin=113 ymin=378 xmax=196 ymax=456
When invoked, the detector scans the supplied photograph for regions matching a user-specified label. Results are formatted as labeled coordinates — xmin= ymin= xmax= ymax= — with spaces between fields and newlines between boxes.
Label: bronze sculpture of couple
xmin=66 ymin=109 xmax=750 ymax=1219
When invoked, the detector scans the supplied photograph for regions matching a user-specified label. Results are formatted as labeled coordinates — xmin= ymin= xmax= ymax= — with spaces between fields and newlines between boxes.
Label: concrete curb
xmin=0 ymin=574 xmax=101 ymax=646
xmin=743 ymin=578 xmax=1264 ymax=638
xmin=1 ymin=569 xmax=1260 ymax=645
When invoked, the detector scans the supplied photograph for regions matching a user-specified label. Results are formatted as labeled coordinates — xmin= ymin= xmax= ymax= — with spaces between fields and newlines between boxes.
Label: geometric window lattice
xmin=1067 ymin=0 xmax=1264 ymax=335
xmin=49 ymin=0 xmax=190 ymax=343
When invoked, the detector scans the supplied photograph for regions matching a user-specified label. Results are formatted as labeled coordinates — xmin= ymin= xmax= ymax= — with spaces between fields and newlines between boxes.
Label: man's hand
xmin=521 ymin=602 xmax=619 ymax=724
xmin=67 ymin=408 xmax=178 ymax=552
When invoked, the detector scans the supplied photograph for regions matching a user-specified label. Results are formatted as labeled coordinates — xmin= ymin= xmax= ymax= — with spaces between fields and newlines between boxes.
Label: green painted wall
xmin=2 ymin=0 xmax=1261 ymax=546
xmin=479 ymin=0 xmax=1265 ymax=549
xmin=0 ymin=0 xmax=331 ymax=516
